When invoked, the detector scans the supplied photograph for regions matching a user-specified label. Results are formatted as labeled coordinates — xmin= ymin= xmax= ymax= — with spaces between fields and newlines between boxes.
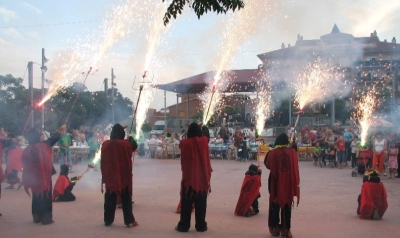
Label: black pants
xmin=345 ymin=141 xmax=352 ymax=161
xmin=351 ymin=153 xmax=357 ymax=168
xmin=268 ymin=202 xmax=291 ymax=231
xmin=177 ymin=186 xmax=207 ymax=231
xmin=6 ymin=170 xmax=20 ymax=185
xmin=57 ymin=186 xmax=76 ymax=202
xmin=397 ymin=153 xmax=400 ymax=176
xmin=104 ymin=187 xmax=135 ymax=225
xmin=32 ymin=188 xmax=53 ymax=224
xmin=252 ymin=194 xmax=260 ymax=214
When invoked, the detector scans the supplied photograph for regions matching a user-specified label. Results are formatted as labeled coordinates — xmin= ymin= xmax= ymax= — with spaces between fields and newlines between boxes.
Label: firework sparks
xmin=351 ymin=85 xmax=384 ymax=146
xmin=202 ymin=0 xmax=274 ymax=124
xmin=255 ymin=78 xmax=272 ymax=133
xmin=92 ymin=145 xmax=102 ymax=165
xmin=135 ymin=2 xmax=170 ymax=138
xmin=293 ymin=58 xmax=341 ymax=110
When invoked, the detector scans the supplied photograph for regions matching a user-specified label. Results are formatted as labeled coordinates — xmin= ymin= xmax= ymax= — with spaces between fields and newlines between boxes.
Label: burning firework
xmin=254 ymin=76 xmax=272 ymax=133
xmin=202 ymin=0 xmax=274 ymax=124
xmin=92 ymin=146 xmax=102 ymax=165
xmin=293 ymin=58 xmax=342 ymax=110
xmin=351 ymin=85 xmax=384 ymax=146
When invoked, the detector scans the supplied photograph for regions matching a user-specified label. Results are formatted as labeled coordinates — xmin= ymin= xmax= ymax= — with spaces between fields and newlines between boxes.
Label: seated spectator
xmin=213 ymin=134 xmax=224 ymax=145
xmin=77 ymin=134 xmax=88 ymax=146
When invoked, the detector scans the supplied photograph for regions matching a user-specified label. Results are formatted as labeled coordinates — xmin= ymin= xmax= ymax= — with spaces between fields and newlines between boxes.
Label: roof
xmin=331 ymin=24 xmax=340 ymax=34
xmin=157 ymin=69 xmax=266 ymax=94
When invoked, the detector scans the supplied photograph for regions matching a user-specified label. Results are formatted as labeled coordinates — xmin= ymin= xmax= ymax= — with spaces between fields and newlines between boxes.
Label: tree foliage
xmin=0 ymin=75 xmax=133 ymax=135
xmin=163 ymin=0 xmax=244 ymax=25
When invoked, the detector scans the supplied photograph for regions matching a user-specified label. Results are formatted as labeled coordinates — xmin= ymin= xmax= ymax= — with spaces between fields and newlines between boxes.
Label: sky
xmin=0 ymin=0 xmax=399 ymax=110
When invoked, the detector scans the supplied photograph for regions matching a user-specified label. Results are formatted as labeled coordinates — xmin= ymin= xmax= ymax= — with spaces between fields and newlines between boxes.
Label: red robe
xmin=52 ymin=175 xmax=70 ymax=201
xmin=6 ymin=146 xmax=23 ymax=174
xmin=21 ymin=143 xmax=54 ymax=196
xmin=359 ymin=182 xmax=388 ymax=219
xmin=234 ymin=174 xmax=261 ymax=216
xmin=180 ymin=136 xmax=212 ymax=193
xmin=265 ymin=148 xmax=300 ymax=208
xmin=101 ymin=139 xmax=133 ymax=195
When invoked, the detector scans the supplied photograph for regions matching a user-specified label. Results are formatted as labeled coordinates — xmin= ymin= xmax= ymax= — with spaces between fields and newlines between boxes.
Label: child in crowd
xmin=350 ymin=136 xmax=360 ymax=168
xmin=335 ymin=135 xmax=346 ymax=169
xmin=234 ymin=164 xmax=262 ymax=217
xmin=52 ymin=165 xmax=81 ymax=202
xmin=357 ymin=169 xmax=387 ymax=220
xmin=4 ymin=133 xmax=23 ymax=190
xmin=313 ymin=142 xmax=322 ymax=166
xmin=387 ymin=142 xmax=398 ymax=179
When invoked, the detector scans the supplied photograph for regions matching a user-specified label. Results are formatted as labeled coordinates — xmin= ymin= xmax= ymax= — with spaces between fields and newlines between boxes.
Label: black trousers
xmin=104 ymin=187 xmax=135 ymax=225
xmin=268 ymin=202 xmax=291 ymax=231
xmin=252 ymin=194 xmax=260 ymax=214
xmin=6 ymin=170 xmax=20 ymax=185
xmin=351 ymin=153 xmax=357 ymax=168
xmin=32 ymin=187 xmax=53 ymax=223
xmin=177 ymin=186 xmax=207 ymax=231
xmin=345 ymin=141 xmax=352 ymax=161
xmin=57 ymin=186 xmax=76 ymax=202
xmin=397 ymin=152 xmax=400 ymax=176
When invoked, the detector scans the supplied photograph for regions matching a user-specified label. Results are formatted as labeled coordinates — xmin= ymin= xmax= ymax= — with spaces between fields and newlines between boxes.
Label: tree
xmin=163 ymin=0 xmax=244 ymax=25
xmin=320 ymin=99 xmax=351 ymax=125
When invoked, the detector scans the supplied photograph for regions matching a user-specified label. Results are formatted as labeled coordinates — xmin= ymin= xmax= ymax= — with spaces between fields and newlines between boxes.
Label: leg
xmin=378 ymin=152 xmax=386 ymax=174
xmin=67 ymin=151 xmax=73 ymax=171
xmin=104 ymin=191 xmax=117 ymax=226
xmin=268 ymin=202 xmax=280 ymax=236
xmin=372 ymin=153 xmax=378 ymax=170
xmin=194 ymin=191 xmax=207 ymax=232
xmin=351 ymin=153 xmax=356 ymax=168
xmin=121 ymin=187 xmax=135 ymax=226
xmin=176 ymin=186 xmax=192 ymax=231
xmin=280 ymin=204 xmax=292 ymax=237
xmin=57 ymin=189 xmax=76 ymax=202
xmin=41 ymin=189 xmax=54 ymax=225
xmin=32 ymin=192 xmax=42 ymax=223
xmin=251 ymin=194 xmax=260 ymax=214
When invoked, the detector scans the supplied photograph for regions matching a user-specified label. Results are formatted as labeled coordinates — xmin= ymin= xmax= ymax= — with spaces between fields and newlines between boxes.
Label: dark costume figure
xmin=357 ymin=169 xmax=388 ymax=220
xmin=0 ymin=143 xmax=4 ymax=217
xmin=234 ymin=164 xmax=262 ymax=217
xmin=176 ymin=123 xmax=212 ymax=232
xmin=264 ymin=133 xmax=300 ymax=238
xmin=4 ymin=134 xmax=23 ymax=189
xmin=101 ymin=124 xmax=138 ymax=227
xmin=53 ymin=165 xmax=81 ymax=202
xmin=22 ymin=128 xmax=61 ymax=225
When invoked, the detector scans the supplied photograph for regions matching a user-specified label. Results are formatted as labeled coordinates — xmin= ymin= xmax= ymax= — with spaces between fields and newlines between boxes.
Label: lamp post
xmin=40 ymin=48 xmax=48 ymax=132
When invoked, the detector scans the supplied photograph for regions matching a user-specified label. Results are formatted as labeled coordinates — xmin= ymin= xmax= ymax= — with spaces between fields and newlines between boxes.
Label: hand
xmin=208 ymin=185 xmax=211 ymax=194
xmin=77 ymin=176 xmax=82 ymax=180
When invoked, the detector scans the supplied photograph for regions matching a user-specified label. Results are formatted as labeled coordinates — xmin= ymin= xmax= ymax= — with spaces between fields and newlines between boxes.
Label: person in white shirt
xmin=248 ymin=124 xmax=256 ymax=141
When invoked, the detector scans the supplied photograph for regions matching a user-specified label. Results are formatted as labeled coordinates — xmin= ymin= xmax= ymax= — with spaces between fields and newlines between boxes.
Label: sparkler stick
xmin=80 ymin=164 xmax=95 ymax=177
xmin=64 ymin=67 xmax=93 ymax=124
xmin=129 ymin=84 xmax=144 ymax=135
xmin=204 ymin=85 xmax=216 ymax=123
xmin=291 ymin=111 xmax=303 ymax=142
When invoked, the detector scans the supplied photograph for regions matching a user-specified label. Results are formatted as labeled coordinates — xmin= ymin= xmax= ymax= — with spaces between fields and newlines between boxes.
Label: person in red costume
xmin=264 ymin=133 xmax=300 ymax=238
xmin=234 ymin=164 xmax=262 ymax=217
xmin=101 ymin=123 xmax=138 ymax=227
xmin=4 ymin=133 xmax=23 ymax=189
xmin=175 ymin=123 xmax=212 ymax=232
xmin=357 ymin=169 xmax=388 ymax=220
xmin=53 ymin=164 xmax=82 ymax=202
xmin=22 ymin=127 xmax=62 ymax=225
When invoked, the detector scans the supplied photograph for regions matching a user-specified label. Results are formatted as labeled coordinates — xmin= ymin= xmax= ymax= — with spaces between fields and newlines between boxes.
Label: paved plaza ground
xmin=1 ymin=157 xmax=399 ymax=238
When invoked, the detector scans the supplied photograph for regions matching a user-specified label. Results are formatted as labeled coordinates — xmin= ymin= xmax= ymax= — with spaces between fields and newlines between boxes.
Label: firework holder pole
xmin=292 ymin=111 xmax=302 ymax=142
xmin=129 ymin=81 xmax=144 ymax=135
xmin=204 ymin=85 xmax=216 ymax=123
xmin=65 ymin=67 xmax=93 ymax=124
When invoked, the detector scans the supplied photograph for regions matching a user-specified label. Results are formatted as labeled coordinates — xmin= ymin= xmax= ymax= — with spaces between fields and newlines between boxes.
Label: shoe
xmin=5 ymin=185 xmax=15 ymax=189
xmin=42 ymin=220 xmax=54 ymax=225
xmin=372 ymin=209 xmax=379 ymax=220
xmin=175 ymin=226 xmax=188 ymax=232
xmin=269 ymin=227 xmax=280 ymax=237
xmin=281 ymin=230 xmax=293 ymax=238
xmin=17 ymin=182 xmax=23 ymax=190
xmin=384 ymin=173 xmax=387 ymax=176
xmin=196 ymin=226 xmax=208 ymax=232
xmin=33 ymin=215 xmax=42 ymax=223
xmin=126 ymin=221 xmax=138 ymax=227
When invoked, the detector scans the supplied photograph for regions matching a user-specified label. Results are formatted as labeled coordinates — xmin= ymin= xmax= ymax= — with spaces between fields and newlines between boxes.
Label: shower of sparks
xmin=351 ymin=85 xmax=384 ymax=146
xmin=39 ymin=0 xmax=145 ymax=105
xmin=135 ymin=2 xmax=170 ymax=138
xmin=203 ymin=0 xmax=274 ymax=124
xmin=293 ymin=58 xmax=341 ymax=110
xmin=254 ymin=73 xmax=272 ymax=133
xmin=92 ymin=145 xmax=102 ymax=165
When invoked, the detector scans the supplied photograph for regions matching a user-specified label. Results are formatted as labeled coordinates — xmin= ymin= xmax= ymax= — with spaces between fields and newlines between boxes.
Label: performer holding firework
xmin=175 ymin=123 xmax=212 ymax=232
xmin=52 ymin=165 xmax=82 ymax=202
xmin=22 ymin=128 xmax=62 ymax=225
xmin=264 ymin=133 xmax=300 ymax=238
xmin=101 ymin=124 xmax=138 ymax=227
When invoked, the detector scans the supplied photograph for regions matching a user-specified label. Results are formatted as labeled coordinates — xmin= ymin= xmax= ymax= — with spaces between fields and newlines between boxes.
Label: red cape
xmin=265 ymin=148 xmax=300 ymax=208
xmin=6 ymin=147 xmax=23 ymax=174
xmin=52 ymin=175 xmax=70 ymax=201
xmin=234 ymin=174 xmax=261 ymax=216
xmin=180 ymin=136 xmax=212 ymax=193
xmin=359 ymin=182 xmax=388 ymax=219
xmin=101 ymin=139 xmax=133 ymax=195
xmin=21 ymin=143 xmax=54 ymax=196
